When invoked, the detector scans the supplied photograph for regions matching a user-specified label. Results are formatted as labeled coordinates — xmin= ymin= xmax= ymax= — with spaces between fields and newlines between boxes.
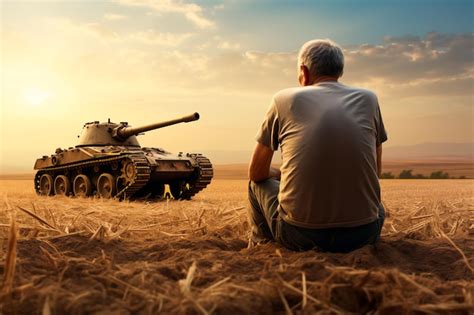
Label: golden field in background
xmin=2 ymin=159 xmax=473 ymax=180
xmin=0 ymin=179 xmax=473 ymax=314
xmin=214 ymin=161 xmax=474 ymax=179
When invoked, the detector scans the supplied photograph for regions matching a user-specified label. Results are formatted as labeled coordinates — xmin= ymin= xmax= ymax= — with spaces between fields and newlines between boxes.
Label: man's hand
xmin=248 ymin=142 xmax=280 ymax=182
xmin=269 ymin=167 xmax=281 ymax=180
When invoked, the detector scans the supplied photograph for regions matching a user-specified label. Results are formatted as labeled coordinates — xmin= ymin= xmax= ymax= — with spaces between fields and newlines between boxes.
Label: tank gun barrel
xmin=114 ymin=112 xmax=200 ymax=139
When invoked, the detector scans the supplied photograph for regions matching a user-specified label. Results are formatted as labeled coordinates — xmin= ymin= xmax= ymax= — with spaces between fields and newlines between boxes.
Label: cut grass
xmin=0 ymin=179 xmax=473 ymax=314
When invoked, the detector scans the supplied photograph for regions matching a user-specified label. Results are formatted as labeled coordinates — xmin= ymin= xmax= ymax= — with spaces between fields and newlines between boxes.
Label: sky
xmin=1 ymin=0 xmax=473 ymax=172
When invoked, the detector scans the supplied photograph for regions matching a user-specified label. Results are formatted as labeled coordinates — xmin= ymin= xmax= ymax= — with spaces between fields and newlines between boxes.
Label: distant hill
xmin=383 ymin=142 xmax=473 ymax=160
xmin=203 ymin=143 xmax=473 ymax=164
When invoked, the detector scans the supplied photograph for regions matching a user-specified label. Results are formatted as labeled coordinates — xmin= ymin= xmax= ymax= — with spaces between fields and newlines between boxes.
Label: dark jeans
xmin=248 ymin=179 xmax=385 ymax=253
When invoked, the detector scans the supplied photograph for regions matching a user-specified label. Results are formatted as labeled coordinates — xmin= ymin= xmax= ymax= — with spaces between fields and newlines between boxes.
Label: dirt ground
xmin=0 ymin=179 xmax=473 ymax=314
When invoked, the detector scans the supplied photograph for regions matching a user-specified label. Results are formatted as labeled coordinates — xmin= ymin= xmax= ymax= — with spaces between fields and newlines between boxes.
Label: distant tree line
xmin=380 ymin=170 xmax=467 ymax=179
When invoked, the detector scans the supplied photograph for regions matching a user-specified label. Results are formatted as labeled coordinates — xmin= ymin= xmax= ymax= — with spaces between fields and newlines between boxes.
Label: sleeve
xmin=375 ymin=100 xmax=388 ymax=146
xmin=255 ymin=97 xmax=280 ymax=151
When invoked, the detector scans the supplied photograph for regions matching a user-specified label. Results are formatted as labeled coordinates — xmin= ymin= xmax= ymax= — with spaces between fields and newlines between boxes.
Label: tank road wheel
xmin=97 ymin=173 xmax=116 ymax=198
xmin=116 ymin=161 xmax=137 ymax=197
xmin=54 ymin=175 xmax=71 ymax=196
xmin=39 ymin=174 xmax=54 ymax=196
xmin=123 ymin=161 xmax=136 ymax=180
xmin=73 ymin=175 xmax=92 ymax=197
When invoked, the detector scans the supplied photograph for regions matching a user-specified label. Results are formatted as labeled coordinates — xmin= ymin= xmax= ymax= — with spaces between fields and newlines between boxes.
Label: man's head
xmin=297 ymin=39 xmax=344 ymax=86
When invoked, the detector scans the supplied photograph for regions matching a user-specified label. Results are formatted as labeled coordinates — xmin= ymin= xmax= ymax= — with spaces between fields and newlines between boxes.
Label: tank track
xmin=34 ymin=152 xmax=151 ymax=199
xmin=180 ymin=154 xmax=213 ymax=200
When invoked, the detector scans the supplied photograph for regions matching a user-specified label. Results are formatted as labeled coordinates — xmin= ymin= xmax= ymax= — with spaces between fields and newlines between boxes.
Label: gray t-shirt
xmin=256 ymin=82 xmax=388 ymax=229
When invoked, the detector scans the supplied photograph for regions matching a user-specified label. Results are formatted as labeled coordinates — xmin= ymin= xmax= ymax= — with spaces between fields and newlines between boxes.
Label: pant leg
xmin=324 ymin=203 xmax=386 ymax=252
xmin=247 ymin=179 xmax=280 ymax=242
xmin=373 ymin=202 xmax=386 ymax=243
xmin=326 ymin=203 xmax=386 ymax=252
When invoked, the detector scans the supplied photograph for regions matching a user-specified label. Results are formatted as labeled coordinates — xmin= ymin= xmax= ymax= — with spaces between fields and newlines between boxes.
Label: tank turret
xmin=77 ymin=112 xmax=200 ymax=147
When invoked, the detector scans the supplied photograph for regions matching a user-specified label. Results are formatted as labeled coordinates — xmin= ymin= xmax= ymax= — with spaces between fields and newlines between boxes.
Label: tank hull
xmin=34 ymin=146 xmax=213 ymax=200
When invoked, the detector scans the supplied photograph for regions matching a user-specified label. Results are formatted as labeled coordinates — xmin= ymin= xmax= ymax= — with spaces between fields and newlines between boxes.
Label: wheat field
xmin=0 ymin=179 xmax=473 ymax=314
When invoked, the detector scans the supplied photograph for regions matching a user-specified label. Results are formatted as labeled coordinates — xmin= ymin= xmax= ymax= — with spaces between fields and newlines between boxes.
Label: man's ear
xmin=299 ymin=65 xmax=310 ymax=86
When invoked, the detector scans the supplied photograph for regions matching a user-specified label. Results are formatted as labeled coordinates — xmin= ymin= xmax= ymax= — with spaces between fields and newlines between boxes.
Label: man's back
xmin=257 ymin=81 xmax=387 ymax=229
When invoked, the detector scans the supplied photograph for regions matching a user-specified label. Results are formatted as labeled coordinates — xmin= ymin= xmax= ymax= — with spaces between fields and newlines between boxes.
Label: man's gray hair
xmin=298 ymin=39 xmax=344 ymax=78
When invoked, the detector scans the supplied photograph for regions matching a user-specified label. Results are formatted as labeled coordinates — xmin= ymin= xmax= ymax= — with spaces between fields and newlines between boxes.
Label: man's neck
xmin=310 ymin=76 xmax=339 ymax=85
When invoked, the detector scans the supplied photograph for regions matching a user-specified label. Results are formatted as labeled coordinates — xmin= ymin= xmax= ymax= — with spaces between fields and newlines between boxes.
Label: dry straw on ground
xmin=0 ymin=179 xmax=473 ymax=314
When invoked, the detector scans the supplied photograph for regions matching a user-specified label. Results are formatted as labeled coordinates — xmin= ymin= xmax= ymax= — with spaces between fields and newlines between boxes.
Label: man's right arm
xmin=251 ymin=95 xmax=281 ymax=182
xmin=376 ymin=144 xmax=382 ymax=178
xmin=373 ymin=94 xmax=387 ymax=178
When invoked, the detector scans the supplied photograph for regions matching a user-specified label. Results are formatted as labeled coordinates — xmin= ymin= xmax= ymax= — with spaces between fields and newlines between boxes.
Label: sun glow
xmin=23 ymin=87 xmax=50 ymax=106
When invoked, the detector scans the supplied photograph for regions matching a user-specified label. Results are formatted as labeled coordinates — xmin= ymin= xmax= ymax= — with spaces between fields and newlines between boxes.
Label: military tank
xmin=33 ymin=113 xmax=213 ymax=200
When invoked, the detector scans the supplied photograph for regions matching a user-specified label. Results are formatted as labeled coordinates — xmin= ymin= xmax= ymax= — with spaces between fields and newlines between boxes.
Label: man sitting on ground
xmin=248 ymin=39 xmax=388 ymax=252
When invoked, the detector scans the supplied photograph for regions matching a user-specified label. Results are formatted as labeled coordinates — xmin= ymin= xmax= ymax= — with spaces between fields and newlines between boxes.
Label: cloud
xmin=47 ymin=18 xmax=121 ymax=42
xmin=47 ymin=17 xmax=193 ymax=47
xmin=336 ymin=33 xmax=474 ymax=101
xmin=83 ymin=23 xmax=121 ymax=41
xmin=130 ymin=30 xmax=193 ymax=46
xmin=213 ymin=35 xmax=240 ymax=50
xmin=36 ymin=28 xmax=469 ymax=100
xmin=217 ymin=41 xmax=240 ymax=50
xmin=115 ymin=0 xmax=215 ymax=29
xmin=104 ymin=13 xmax=128 ymax=21
xmin=343 ymin=33 xmax=473 ymax=86
xmin=213 ymin=4 xmax=225 ymax=11
xmin=10 ymin=25 xmax=471 ymax=104
xmin=175 ymin=32 xmax=471 ymax=98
